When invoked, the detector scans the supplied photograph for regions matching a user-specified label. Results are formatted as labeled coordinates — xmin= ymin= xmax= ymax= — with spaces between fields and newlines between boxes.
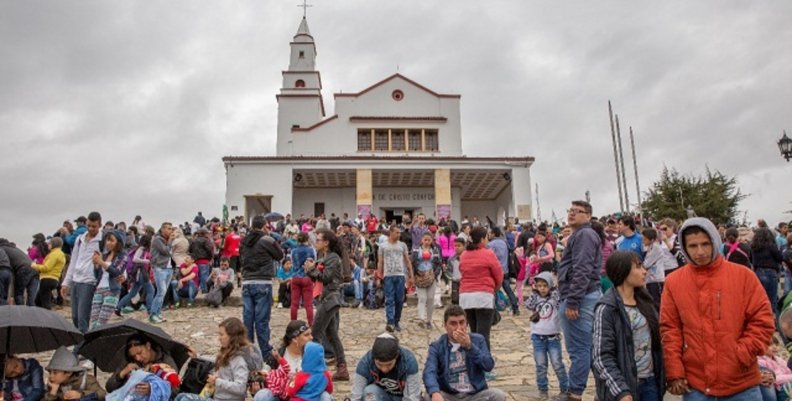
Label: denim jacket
xmin=93 ymin=251 xmax=125 ymax=293
xmin=3 ymin=358 xmax=45 ymax=401
xmin=423 ymin=333 xmax=494 ymax=396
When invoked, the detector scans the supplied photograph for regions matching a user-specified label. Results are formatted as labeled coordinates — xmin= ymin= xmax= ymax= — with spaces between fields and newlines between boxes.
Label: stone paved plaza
xmin=36 ymin=287 xmax=683 ymax=401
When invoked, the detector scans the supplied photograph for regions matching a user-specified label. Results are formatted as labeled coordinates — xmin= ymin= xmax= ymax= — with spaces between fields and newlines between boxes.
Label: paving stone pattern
xmin=35 ymin=287 xmax=681 ymax=401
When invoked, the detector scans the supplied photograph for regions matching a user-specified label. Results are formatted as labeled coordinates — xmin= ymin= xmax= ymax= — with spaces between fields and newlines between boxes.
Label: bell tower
xmin=276 ymin=16 xmax=325 ymax=156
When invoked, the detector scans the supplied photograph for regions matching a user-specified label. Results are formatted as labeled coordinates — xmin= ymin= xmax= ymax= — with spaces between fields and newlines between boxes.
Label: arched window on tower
xmin=299 ymin=50 xmax=305 ymax=58
xmin=295 ymin=79 xmax=306 ymax=88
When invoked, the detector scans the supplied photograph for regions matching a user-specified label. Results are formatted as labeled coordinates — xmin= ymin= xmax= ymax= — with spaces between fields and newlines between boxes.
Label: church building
xmin=223 ymin=16 xmax=534 ymax=225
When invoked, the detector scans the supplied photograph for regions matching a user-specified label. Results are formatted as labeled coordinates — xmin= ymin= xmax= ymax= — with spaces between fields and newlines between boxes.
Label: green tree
xmin=641 ymin=167 xmax=746 ymax=225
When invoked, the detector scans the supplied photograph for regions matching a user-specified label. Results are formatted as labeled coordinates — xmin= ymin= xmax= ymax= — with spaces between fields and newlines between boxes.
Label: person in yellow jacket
xmin=32 ymin=237 xmax=66 ymax=309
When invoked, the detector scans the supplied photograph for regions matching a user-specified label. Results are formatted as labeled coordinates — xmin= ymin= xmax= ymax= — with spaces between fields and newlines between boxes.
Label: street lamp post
xmin=779 ymin=130 xmax=792 ymax=162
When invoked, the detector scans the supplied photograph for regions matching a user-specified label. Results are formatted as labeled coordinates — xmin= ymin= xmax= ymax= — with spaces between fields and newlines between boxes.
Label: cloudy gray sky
xmin=2 ymin=1 xmax=791 ymax=246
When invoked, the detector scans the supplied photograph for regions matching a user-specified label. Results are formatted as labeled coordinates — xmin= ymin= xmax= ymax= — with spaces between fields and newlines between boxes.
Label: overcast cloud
xmin=1 ymin=1 xmax=791 ymax=246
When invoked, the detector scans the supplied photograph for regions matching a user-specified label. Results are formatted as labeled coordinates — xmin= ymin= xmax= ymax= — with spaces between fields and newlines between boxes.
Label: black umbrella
xmin=0 ymin=305 xmax=84 ymax=387
xmin=78 ymin=319 xmax=190 ymax=372
xmin=0 ymin=305 xmax=83 ymax=354
xmin=263 ymin=212 xmax=284 ymax=221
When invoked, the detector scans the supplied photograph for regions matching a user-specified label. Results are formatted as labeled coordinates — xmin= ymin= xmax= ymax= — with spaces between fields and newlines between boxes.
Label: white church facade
xmin=223 ymin=17 xmax=534 ymax=224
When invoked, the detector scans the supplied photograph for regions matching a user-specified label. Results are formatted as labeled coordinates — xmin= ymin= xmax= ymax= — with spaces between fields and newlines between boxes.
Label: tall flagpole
xmin=608 ymin=101 xmax=624 ymax=214
xmin=629 ymin=126 xmax=642 ymax=216
xmin=615 ymin=114 xmax=630 ymax=213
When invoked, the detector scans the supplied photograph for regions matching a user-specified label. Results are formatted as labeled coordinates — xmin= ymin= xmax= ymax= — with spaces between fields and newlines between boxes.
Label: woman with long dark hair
xmin=304 ymin=228 xmax=350 ymax=381
xmin=28 ymin=233 xmax=49 ymax=264
xmin=592 ymin=251 xmax=665 ymax=401
xmin=751 ymin=227 xmax=784 ymax=314
xmin=458 ymin=226 xmax=503 ymax=354
xmin=176 ymin=318 xmax=251 ymax=401
xmin=116 ymin=234 xmax=154 ymax=316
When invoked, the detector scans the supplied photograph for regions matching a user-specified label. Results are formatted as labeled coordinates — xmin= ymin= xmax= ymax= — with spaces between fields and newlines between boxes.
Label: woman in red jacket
xmin=458 ymin=226 xmax=503 ymax=353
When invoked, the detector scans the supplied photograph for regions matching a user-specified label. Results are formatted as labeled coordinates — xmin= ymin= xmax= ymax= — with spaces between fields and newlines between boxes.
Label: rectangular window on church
xmin=425 ymin=129 xmax=439 ymax=151
xmin=375 ymin=130 xmax=389 ymax=151
xmin=391 ymin=130 xmax=405 ymax=151
xmin=357 ymin=130 xmax=372 ymax=151
xmin=408 ymin=130 xmax=422 ymax=151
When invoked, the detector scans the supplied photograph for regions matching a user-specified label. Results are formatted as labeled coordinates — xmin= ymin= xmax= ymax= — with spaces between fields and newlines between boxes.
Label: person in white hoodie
xmin=525 ymin=271 xmax=570 ymax=400
xmin=641 ymin=228 xmax=677 ymax=309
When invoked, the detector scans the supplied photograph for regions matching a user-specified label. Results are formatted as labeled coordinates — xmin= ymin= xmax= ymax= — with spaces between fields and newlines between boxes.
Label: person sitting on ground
xmin=284 ymin=342 xmax=333 ymax=401
xmin=105 ymin=334 xmax=179 ymax=393
xmin=758 ymin=335 xmax=792 ymax=401
xmin=340 ymin=257 xmax=363 ymax=308
xmin=3 ymin=355 xmax=45 ymax=401
xmin=251 ymin=320 xmax=313 ymax=401
xmin=422 ymin=305 xmax=506 ymax=401
xmin=207 ymin=256 xmax=235 ymax=307
xmin=350 ymin=333 xmax=421 ymax=401
xmin=171 ymin=255 xmax=199 ymax=308
xmin=43 ymin=347 xmax=106 ymax=401
xmin=276 ymin=258 xmax=293 ymax=309
xmin=175 ymin=318 xmax=251 ymax=401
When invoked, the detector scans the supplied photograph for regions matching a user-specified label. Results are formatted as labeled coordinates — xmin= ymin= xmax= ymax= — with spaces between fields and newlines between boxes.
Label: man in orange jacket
xmin=660 ymin=217 xmax=775 ymax=400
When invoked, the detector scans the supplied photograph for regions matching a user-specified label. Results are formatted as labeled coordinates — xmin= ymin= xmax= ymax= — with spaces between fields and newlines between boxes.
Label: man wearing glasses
xmin=555 ymin=201 xmax=602 ymax=401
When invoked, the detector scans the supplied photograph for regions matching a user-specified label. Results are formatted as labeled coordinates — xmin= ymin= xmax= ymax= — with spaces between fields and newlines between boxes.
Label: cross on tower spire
xmin=297 ymin=0 xmax=312 ymax=18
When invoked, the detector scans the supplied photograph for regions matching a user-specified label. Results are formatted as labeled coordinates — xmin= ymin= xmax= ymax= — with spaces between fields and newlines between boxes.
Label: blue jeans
xmin=760 ymin=384 xmax=778 ymax=401
xmin=362 ymin=383 xmax=403 ymax=401
xmin=501 ymin=273 xmax=519 ymax=312
xmin=150 ymin=267 xmax=173 ymax=317
xmin=117 ymin=280 xmax=154 ymax=311
xmin=637 ymin=377 xmax=660 ymax=401
xmin=559 ymin=290 xmax=601 ymax=396
xmin=684 ymin=386 xmax=761 ymax=401
xmin=341 ymin=280 xmax=363 ymax=301
xmin=243 ymin=283 xmax=273 ymax=355
xmin=70 ymin=282 xmax=95 ymax=333
xmin=253 ymin=389 xmax=333 ymax=401
xmin=171 ymin=280 xmax=197 ymax=303
xmin=198 ymin=264 xmax=211 ymax=294
xmin=757 ymin=269 xmax=779 ymax=314
xmin=532 ymin=334 xmax=569 ymax=393
xmin=785 ymin=270 xmax=792 ymax=294
xmin=384 ymin=276 xmax=405 ymax=326
xmin=15 ymin=276 xmax=39 ymax=306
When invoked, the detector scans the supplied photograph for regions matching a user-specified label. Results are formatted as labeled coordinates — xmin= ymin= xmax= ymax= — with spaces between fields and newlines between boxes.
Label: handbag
xmin=414 ymin=269 xmax=435 ymax=288
xmin=180 ymin=358 xmax=215 ymax=394
xmin=205 ymin=286 xmax=223 ymax=307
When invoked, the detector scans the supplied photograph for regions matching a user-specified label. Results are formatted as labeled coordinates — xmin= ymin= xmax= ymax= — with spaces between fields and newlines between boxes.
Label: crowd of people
xmin=2 ymin=205 xmax=792 ymax=401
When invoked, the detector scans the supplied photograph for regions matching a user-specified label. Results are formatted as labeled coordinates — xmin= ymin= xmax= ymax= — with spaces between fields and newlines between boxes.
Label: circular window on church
xmin=392 ymin=89 xmax=404 ymax=101
xmin=295 ymin=79 xmax=306 ymax=88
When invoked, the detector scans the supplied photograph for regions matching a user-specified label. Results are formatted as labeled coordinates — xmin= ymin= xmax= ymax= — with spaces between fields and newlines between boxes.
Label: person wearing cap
xmin=43 ymin=347 xmax=106 ymax=401
xmin=89 ymin=229 xmax=127 ymax=329
xmin=661 ymin=217 xmax=775 ymax=400
xmin=423 ymin=305 xmax=505 ymax=401
xmin=3 ymin=355 xmax=44 ymax=401
xmin=349 ymin=333 xmax=420 ymax=401
xmin=61 ymin=216 xmax=88 ymax=251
